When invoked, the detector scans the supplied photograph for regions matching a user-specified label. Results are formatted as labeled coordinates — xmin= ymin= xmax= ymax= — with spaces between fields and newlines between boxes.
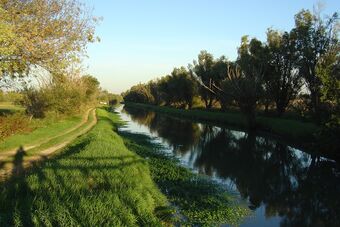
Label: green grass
xmin=120 ymin=130 xmax=251 ymax=226
xmin=0 ymin=114 xmax=83 ymax=152
xmin=0 ymin=108 xmax=169 ymax=226
xmin=0 ymin=102 xmax=24 ymax=116
xmin=125 ymin=102 xmax=320 ymax=142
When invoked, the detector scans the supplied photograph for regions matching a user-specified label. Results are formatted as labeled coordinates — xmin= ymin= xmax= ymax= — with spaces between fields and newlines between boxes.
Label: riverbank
xmin=0 ymin=108 xmax=169 ymax=226
xmin=119 ymin=130 xmax=250 ymax=226
xmin=124 ymin=102 xmax=320 ymax=144
xmin=0 ymin=107 xmax=251 ymax=226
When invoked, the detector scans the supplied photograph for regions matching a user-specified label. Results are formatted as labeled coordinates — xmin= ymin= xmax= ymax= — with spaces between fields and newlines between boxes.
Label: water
xmin=117 ymin=105 xmax=340 ymax=227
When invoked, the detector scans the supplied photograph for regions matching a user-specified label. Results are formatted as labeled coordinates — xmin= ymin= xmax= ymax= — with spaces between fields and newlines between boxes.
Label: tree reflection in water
xmin=123 ymin=106 xmax=340 ymax=226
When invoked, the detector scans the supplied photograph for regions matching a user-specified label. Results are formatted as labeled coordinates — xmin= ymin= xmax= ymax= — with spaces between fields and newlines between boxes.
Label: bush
xmin=0 ymin=113 xmax=31 ymax=140
xmin=21 ymin=88 xmax=49 ymax=118
xmin=20 ymin=74 xmax=100 ymax=118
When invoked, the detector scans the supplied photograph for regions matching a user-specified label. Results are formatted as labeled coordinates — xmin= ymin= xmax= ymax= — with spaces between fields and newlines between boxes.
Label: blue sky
xmin=83 ymin=0 xmax=340 ymax=93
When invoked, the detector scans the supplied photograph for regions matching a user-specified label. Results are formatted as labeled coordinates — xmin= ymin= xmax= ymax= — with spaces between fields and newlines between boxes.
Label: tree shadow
xmin=0 ymin=130 xmax=149 ymax=226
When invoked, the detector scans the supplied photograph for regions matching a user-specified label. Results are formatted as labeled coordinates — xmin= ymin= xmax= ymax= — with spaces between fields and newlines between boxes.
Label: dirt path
xmin=0 ymin=108 xmax=93 ymax=159
xmin=0 ymin=108 xmax=97 ymax=181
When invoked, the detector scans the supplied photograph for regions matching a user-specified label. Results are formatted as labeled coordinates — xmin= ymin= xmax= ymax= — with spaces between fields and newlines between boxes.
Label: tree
xmin=266 ymin=29 xmax=302 ymax=115
xmin=123 ymin=83 xmax=154 ymax=104
xmin=212 ymin=56 xmax=230 ymax=110
xmin=192 ymin=50 xmax=217 ymax=109
xmin=292 ymin=9 xmax=338 ymax=119
xmin=169 ymin=67 xmax=197 ymax=108
xmin=225 ymin=36 xmax=266 ymax=129
xmin=0 ymin=0 xmax=98 ymax=84
xmin=81 ymin=75 xmax=100 ymax=102
xmin=148 ymin=80 xmax=162 ymax=105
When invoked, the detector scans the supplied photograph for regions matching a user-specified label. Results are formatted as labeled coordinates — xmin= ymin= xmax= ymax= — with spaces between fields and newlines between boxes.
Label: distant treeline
xmin=123 ymin=9 xmax=339 ymax=132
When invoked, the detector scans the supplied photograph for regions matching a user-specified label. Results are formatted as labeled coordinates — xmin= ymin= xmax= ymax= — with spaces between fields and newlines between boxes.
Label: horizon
xmin=83 ymin=0 xmax=340 ymax=94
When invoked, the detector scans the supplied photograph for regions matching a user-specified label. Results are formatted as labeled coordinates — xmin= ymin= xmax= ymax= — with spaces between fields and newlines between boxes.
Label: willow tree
xmin=224 ymin=36 xmax=267 ymax=129
xmin=0 ymin=0 xmax=98 ymax=85
xmin=192 ymin=50 xmax=217 ymax=109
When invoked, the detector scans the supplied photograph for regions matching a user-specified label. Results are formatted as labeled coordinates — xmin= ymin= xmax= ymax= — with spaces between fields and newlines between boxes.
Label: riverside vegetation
xmin=122 ymin=8 xmax=340 ymax=157
xmin=0 ymin=107 xmax=250 ymax=226
xmin=0 ymin=0 xmax=339 ymax=226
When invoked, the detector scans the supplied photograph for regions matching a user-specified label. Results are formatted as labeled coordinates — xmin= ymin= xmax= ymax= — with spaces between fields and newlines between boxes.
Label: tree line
xmin=123 ymin=9 xmax=339 ymax=131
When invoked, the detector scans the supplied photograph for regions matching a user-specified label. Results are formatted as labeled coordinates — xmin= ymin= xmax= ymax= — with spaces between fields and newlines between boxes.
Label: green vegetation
xmin=121 ymin=131 xmax=251 ymax=226
xmin=0 ymin=113 xmax=82 ymax=152
xmin=122 ymin=8 xmax=339 ymax=153
xmin=125 ymin=102 xmax=320 ymax=142
xmin=0 ymin=102 xmax=23 ymax=115
xmin=0 ymin=108 xmax=169 ymax=226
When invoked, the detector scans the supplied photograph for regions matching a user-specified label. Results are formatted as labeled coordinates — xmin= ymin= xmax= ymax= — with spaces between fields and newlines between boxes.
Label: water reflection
xmin=121 ymin=105 xmax=340 ymax=227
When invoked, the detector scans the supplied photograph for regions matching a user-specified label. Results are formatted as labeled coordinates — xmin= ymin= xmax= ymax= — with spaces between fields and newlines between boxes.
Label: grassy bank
xmin=0 ymin=111 xmax=86 ymax=152
xmin=0 ymin=108 xmax=168 ymax=226
xmin=124 ymin=102 xmax=320 ymax=143
xmin=119 ymin=129 xmax=251 ymax=226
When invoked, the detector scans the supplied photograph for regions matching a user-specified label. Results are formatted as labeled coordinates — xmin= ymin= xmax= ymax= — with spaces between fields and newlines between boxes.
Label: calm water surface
xmin=117 ymin=105 xmax=340 ymax=227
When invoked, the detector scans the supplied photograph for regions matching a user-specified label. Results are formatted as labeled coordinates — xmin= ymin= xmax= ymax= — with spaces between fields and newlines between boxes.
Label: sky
xmin=83 ymin=0 xmax=340 ymax=94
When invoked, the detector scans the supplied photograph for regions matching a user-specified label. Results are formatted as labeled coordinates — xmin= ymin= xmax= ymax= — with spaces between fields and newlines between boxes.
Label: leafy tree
xmin=266 ymin=29 xmax=302 ymax=115
xmin=192 ymin=50 xmax=218 ymax=109
xmin=224 ymin=36 xmax=266 ymax=129
xmin=81 ymin=75 xmax=100 ymax=102
xmin=292 ymin=9 xmax=338 ymax=119
xmin=169 ymin=67 xmax=197 ymax=108
xmin=123 ymin=83 xmax=154 ymax=104
xmin=0 ymin=0 xmax=98 ymax=84
xmin=148 ymin=80 xmax=162 ymax=105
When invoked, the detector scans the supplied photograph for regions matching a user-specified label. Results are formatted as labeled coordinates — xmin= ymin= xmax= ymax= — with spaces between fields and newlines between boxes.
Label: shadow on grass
xmin=0 ymin=118 xmax=147 ymax=226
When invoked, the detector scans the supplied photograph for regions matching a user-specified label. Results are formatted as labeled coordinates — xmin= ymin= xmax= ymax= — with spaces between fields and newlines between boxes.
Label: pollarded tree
xmin=292 ymin=9 xmax=338 ymax=118
xmin=225 ymin=36 xmax=266 ymax=129
xmin=0 ymin=0 xmax=98 ymax=84
xmin=192 ymin=50 xmax=217 ymax=109
xmin=266 ymin=29 xmax=302 ymax=115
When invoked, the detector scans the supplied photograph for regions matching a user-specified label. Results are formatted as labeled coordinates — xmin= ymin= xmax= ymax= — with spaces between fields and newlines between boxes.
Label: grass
xmin=0 ymin=114 xmax=83 ymax=152
xmin=0 ymin=108 xmax=169 ymax=226
xmin=120 ymin=129 xmax=251 ymax=226
xmin=0 ymin=109 xmax=97 ymax=175
xmin=0 ymin=102 xmax=24 ymax=116
xmin=124 ymin=102 xmax=320 ymax=143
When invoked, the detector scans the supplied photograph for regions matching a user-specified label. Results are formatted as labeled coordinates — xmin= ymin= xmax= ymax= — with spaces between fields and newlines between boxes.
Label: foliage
xmin=292 ymin=9 xmax=339 ymax=117
xmin=0 ymin=113 xmax=31 ymax=140
xmin=224 ymin=36 xmax=267 ymax=129
xmin=122 ymin=83 xmax=154 ymax=104
xmin=123 ymin=67 xmax=198 ymax=108
xmin=191 ymin=51 xmax=218 ymax=109
xmin=0 ymin=0 xmax=99 ymax=82
xmin=21 ymin=74 xmax=100 ymax=118
xmin=123 ymin=8 xmax=338 ymax=136
xmin=266 ymin=29 xmax=302 ymax=115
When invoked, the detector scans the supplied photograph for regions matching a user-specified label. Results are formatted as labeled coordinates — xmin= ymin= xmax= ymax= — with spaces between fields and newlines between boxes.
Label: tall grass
xmin=0 ymin=108 xmax=168 ymax=226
